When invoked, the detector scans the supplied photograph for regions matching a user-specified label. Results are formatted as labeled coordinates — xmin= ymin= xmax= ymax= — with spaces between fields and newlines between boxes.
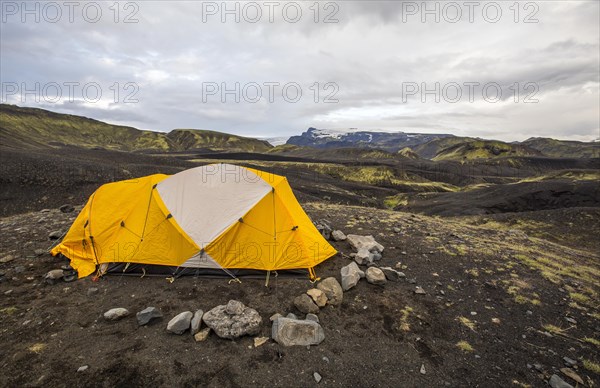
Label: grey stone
xmin=286 ymin=313 xmax=298 ymax=320
xmin=225 ymin=300 xmax=245 ymax=315
xmin=380 ymin=267 xmax=405 ymax=281
xmin=190 ymin=309 xmax=204 ymax=335
xmin=314 ymin=372 xmax=322 ymax=383
xmin=306 ymin=288 xmax=328 ymax=307
xmin=272 ymin=317 xmax=325 ymax=346
xmin=87 ymin=287 xmax=99 ymax=296
xmin=77 ymin=365 xmax=88 ymax=372
xmin=341 ymin=262 xmax=363 ymax=291
xmin=365 ymin=267 xmax=386 ymax=285
xmin=0 ymin=255 xmax=14 ymax=263
xmin=202 ymin=302 xmax=262 ymax=339
xmin=104 ymin=308 xmax=130 ymax=321
xmin=316 ymin=277 xmax=343 ymax=306
xmin=44 ymin=269 xmax=64 ymax=280
xmin=414 ymin=286 xmax=426 ymax=294
xmin=354 ymin=248 xmax=372 ymax=265
xmin=48 ymin=231 xmax=63 ymax=240
xmin=370 ymin=252 xmax=382 ymax=262
xmin=34 ymin=249 xmax=45 ymax=256
xmin=346 ymin=234 xmax=384 ymax=253
xmin=294 ymin=294 xmax=320 ymax=314
xmin=331 ymin=230 xmax=346 ymax=241
xmin=315 ymin=220 xmax=333 ymax=240
xmin=306 ymin=313 xmax=319 ymax=323
xmin=549 ymin=374 xmax=573 ymax=388
xmin=59 ymin=204 xmax=75 ymax=213
xmin=393 ymin=227 xmax=401 ymax=233
xmin=136 ymin=307 xmax=162 ymax=326
xmin=563 ymin=357 xmax=577 ymax=367
xmin=167 ymin=311 xmax=193 ymax=334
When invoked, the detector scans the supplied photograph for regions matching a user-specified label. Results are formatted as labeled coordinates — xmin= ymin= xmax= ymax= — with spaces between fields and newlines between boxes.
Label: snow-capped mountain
xmin=286 ymin=127 xmax=454 ymax=152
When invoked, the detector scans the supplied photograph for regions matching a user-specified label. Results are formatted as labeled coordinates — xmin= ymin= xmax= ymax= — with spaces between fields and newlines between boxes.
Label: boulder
xmin=316 ymin=277 xmax=343 ymax=306
xmin=190 ymin=309 xmax=204 ymax=335
xmin=380 ymin=267 xmax=406 ymax=282
xmin=136 ymin=307 xmax=162 ymax=326
xmin=167 ymin=311 xmax=193 ymax=334
xmin=306 ymin=288 xmax=328 ymax=307
xmin=346 ymin=234 xmax=384 ymax=253
xmin=341 ymin=262 xmax=364 ymax=291
xmin=365 ymin=267 xmax=387 ymax=285
xmin=202 ymin=301 xmax=262 ymax=339
xmin=294 ymin=294 xmax=320 ymax=314
xmin=272 ymin=317 xmax=325 ymax=346
xmin=354 ymin=248 xmax=372 ymax=265
xmin=104 ymin=308 xmax=129 ymax=321
xmin=331 ymin=230 xmax=346 ymax=241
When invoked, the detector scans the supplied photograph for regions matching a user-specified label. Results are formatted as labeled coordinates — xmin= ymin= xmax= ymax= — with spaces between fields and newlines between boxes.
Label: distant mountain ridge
xmin=0 ymin=104 xmax=272 ymax=152
xmin=286 ymin=127 xmax=598 ymax=160
xmin=286 ymin=127 xmax=455 ymax=152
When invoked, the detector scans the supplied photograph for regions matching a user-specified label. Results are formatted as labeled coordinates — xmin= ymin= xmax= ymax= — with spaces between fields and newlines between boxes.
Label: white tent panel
xmin=180 ymin=250 xmax=222 ymax=269
xmin=157 ymin=164 xmax=271 ymax=247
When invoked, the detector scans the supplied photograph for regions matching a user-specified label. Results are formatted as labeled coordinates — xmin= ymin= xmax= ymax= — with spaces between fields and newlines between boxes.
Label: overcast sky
xmin=1 ymin=0 xmax=599 ymax=141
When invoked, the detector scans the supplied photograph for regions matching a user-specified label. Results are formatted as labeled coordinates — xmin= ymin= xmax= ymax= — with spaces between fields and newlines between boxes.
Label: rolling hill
xmin=522 ymin=137 xmax=600 ymax=158
xmin=0 ymin=104 xmax=272 ymax=152
xmin=432 ymin=140 xmax=543 ymax=161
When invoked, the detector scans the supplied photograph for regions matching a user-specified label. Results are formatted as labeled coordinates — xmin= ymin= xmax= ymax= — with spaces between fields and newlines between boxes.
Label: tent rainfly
xmin=51 ymin=164 xmax=337 ymax=280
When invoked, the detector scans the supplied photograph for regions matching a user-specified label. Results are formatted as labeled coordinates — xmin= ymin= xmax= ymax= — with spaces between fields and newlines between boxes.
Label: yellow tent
xmin=51 ymin=164 xmax=337 ymax=279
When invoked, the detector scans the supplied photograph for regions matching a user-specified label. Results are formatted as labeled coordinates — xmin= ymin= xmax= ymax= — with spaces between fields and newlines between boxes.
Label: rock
xmin=59 ymin=204 xmax=75 ymax=213
xmin=420 ymin=364 xmax=426 ymax=374
xmin=294 ymin=294 xmax=320 ymax=314
xmin=202 ymin=302 xmax=262 ymax=339
xmin=271 ymin=317 xmax=325 ymax=346
xmin=306 ymin=313 xmax=319 ymax=323
xmin=270 ymin=313 xmax=283 ymax=322
xmin=226 ymin=300 xmax=245 ymax=315
xmin=194 ymin=327 xmax=211 ymax=342
xmin=331 ymin=230 xmax=346 ymax=241
xmin=103 ymin=308 xmax=130 ymax=321
xmin=314 ymin=372 xmax=322 ymax=383
xmin=190 ymin=309 xmax=204 ymax=334
xmin=341 ymin=262 xmax=363 ymax=291
xmin=315 ymin=220 xmax=333 ymax=240
xmin=286 ymin=313 xmax=298 ymax=320
xmin=565 ymin=317 xmax=577 ymax=325
xmin=316 ymin=277 xmax=343 ymax=306
xmin=414 ymin=286 xmax=426 ymax=294
xmin=77 ymin=365 xmax=88 ymax=372
xmin=549 ymin=374 xmax=573 ymax=388
xmin=167 ymin=311 xmax=193 ymax=334
xmin=365 ymin=267 xmax=386 ymax=285
xmin=560 ymin=368 xmax=584 ymax=385
xmin=48 ymin=231 xmax=63 ymax=240
xmin=306 ymin=289 xmax=328 ymax=307
xmin=562 ymin=357 xmax=577 ymax=367
xmin=380 ymin=267 xmax=405 ymax=281
xmin=0 ymin=255 xmax=15 ymax=263
xmin=254 ymin=336 xmax=269 ymax=347
xmin=34 ymin=249 xmax=45 ymax=256
xmin=44 ymin=269 xmax=64 ymax=281
xmin=136 ymin=307 xmax=162 ymax=326
xmin=354 ymin=248 xmax=372 ymax=265
xmin=87 ymin=287 xmax=99 ymax=296
xmin=346 ymin=234 xmax=384 ymax=253
xmin=371 ymin=252 xmax=382 ymax=262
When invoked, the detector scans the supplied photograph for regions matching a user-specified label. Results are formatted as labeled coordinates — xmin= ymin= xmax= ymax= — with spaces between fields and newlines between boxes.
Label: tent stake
xmin=265 ymin=270 xmax=271 ymax=287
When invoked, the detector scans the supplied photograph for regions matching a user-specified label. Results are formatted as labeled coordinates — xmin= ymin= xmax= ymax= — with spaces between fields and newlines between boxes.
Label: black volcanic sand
xmin=1 ymin=204 xmax=599 ymax=387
